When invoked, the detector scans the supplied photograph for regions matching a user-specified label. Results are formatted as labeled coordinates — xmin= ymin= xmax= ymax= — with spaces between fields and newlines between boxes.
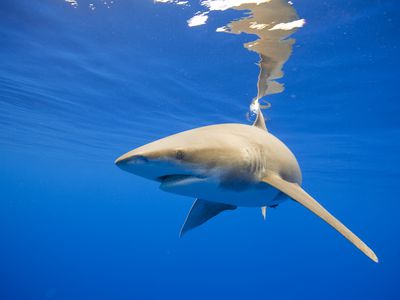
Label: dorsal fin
xmin=253 ymin=108 xmax=268 ymax=131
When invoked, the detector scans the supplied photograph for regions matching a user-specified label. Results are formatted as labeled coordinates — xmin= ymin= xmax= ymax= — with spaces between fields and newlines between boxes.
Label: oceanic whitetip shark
xmin=115 ymin=110 xmax=378 ymax=263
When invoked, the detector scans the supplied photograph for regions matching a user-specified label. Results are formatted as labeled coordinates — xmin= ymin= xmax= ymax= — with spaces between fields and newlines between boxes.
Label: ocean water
xmin=0 ymin=0 xmax=399 ymax=299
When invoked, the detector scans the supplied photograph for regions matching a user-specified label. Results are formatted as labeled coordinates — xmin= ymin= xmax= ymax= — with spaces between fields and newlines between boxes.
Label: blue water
xmin=1 ymin=0 xmax=399 ymax=299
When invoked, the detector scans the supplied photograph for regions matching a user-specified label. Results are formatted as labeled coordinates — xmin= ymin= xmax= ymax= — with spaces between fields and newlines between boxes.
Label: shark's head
xmin=115 ymin=125 xmax=255 ymax=190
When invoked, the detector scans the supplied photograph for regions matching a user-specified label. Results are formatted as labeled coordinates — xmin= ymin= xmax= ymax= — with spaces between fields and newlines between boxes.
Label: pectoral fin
xmin=180 ymin=199 xmax=236 ymax=237
xmin=261 ymin=175 xmax=378 ymax=263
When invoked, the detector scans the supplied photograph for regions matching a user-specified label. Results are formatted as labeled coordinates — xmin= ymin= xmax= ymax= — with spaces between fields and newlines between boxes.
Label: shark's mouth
xmin=158 ymin=174 xmax=206 ymax=189
xmin=158 ymin=174 xmax=193 ymax=183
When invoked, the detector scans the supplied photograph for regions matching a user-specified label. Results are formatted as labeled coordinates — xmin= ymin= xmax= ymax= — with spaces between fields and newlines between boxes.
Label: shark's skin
xmin=115 ymin=110 xmax=378 ymax=263
xmin=117 ymin=122 xmax=299 ymax=207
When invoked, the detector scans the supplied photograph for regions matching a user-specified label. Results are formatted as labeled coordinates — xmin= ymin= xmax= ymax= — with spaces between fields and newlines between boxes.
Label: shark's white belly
xmin=160 ymin=176 xmax=286 ymax=207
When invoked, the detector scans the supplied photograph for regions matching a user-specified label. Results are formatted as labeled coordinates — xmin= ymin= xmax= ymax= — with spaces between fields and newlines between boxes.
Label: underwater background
xmin=0 ymin=0 xmax=399 ymax=299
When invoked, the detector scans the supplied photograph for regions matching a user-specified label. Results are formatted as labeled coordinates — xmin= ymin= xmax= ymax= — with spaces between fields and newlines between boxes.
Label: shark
xmin=115 ymin=110 xmax=378 ymax=263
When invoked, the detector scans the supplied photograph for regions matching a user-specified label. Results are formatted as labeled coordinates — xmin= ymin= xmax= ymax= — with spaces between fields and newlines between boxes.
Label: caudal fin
xmin=262 ymin=175 xmax=378 ymax=263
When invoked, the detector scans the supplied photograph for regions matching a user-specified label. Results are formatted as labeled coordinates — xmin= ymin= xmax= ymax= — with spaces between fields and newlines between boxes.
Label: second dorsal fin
xmin=261 ymin=206 xmax=267 ymax=220
xmin=253 ymin=108 xmax=267 ymax=131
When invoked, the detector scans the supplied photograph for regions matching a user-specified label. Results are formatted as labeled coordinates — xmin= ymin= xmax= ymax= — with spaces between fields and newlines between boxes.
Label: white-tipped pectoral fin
xmin=261 ymin=175 xmax=378 ymax=263
xmin=180 ymin=199 xmax=236 ymax=237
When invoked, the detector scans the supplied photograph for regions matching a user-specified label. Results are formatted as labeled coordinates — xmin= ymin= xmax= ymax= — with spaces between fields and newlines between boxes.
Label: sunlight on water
xmin=64 ymin=0 xmax=115 ymax=9
xmin=156 ymin=0 xmax=304 ymax=114
xmin=1 ymin=0 xmax=397 ymax=167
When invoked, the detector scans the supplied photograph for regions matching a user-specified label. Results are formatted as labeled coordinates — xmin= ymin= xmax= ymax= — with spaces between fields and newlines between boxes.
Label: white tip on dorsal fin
xmin=261 ymin=206 xmax=267 ymax=220
xmin=180 ymin=199 xmax=236 ymax=237
xmin=261 ymin=175 xmax=379 ymax=263
xmin=253 ymin=108 xmax=268 ymax=131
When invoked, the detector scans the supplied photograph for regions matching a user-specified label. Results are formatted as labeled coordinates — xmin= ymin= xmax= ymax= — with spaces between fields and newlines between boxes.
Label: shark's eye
xmin=176 ymin=150 xmax=185 ymax=160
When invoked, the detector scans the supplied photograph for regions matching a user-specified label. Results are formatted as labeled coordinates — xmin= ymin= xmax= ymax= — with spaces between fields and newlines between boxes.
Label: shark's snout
xmin=115 ymin=154 xmax=149 ymax=167
xmin=114 ymin=144 xmax=198 ymax=183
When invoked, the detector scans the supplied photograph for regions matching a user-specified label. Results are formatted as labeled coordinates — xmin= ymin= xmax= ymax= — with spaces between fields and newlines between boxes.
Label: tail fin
xmin=261 ymin=175 xmax=378 ymax=263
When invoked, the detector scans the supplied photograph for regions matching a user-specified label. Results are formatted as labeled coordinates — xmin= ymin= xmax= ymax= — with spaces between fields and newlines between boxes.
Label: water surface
xmin=0 ymin=0 xmax=399 ymax=299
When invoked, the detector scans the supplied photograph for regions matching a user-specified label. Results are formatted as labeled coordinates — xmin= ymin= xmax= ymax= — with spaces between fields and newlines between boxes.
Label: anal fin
xmin=180 ymin=199 xmax=236 ymax=237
